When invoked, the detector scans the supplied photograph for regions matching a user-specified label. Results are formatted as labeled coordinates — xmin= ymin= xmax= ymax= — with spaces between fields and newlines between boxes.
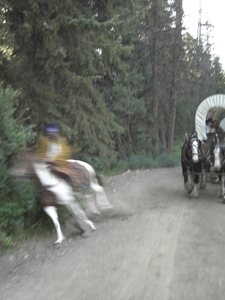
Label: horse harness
xmin=201 ymin=134 xmax=219 ymax=166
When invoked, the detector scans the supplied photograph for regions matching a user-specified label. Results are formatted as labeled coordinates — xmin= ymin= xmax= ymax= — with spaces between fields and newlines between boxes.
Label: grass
xmin=90 ymin=150 xmax=181 ymax=176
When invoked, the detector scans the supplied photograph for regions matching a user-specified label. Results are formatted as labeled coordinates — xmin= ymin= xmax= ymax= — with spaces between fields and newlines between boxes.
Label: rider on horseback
xmin=37 ymin=123 xmax=71 ymax=166
xmin=37 ymin=123 xmax=85 ymax=189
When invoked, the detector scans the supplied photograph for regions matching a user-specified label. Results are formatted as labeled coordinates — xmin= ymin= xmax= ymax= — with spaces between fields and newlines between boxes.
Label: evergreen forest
xmin=1 ymin=0 xmax=225 ymax=248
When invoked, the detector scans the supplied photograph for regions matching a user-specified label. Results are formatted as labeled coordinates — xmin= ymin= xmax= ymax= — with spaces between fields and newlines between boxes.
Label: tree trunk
xmin=148 ymin=0 xmax=160 ymax=154
xmin=167 ymin=0 xmax=183 ymax=153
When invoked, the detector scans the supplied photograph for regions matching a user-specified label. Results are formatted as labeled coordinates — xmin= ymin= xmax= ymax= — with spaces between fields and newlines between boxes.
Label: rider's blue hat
xmin=45 ymin=125 xmax=59 ymax=133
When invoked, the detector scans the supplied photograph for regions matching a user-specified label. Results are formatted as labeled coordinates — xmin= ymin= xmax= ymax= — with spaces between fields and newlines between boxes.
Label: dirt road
xmin=1 ymin=166 xmax=225 ymax=300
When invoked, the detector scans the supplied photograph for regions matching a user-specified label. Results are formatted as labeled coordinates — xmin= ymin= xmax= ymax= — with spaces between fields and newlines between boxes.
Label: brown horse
xmin=12 ymin=152 xmax=113 ymax=243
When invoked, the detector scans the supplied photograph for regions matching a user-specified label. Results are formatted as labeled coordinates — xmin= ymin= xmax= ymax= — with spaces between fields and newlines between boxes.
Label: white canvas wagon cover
xmin=195 ymin=94 xmax=225 ymax=141
xmin=220 ymin=118 xmax=225 ymax=131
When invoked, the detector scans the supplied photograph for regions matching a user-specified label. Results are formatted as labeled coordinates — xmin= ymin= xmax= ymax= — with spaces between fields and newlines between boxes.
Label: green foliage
xmin=0 ymin=87 xmax=35 ymax=165
xmin=172 ymin=143 xmax=183 ymax=160
xmin=127 ymin=153 xmax=179 ymax=170
xmin=0 ymin=160 xmax=38 ymax=249
xmin=110 ymin=66 xmax=148 ymax=156
xmin=210 ymin=56 xmax=225 ymax=94
xmin=0 ymin=86 xmax=37 ymax=249
xmin=88 ymin=151 xmax=180 ymax=176
xmin=0 ymin=0 xmax=133 ymax=161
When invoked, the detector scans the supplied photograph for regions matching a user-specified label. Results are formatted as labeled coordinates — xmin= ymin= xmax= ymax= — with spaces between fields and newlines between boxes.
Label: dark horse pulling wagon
xmin=181 ymin=94 xmax=225 ymax=200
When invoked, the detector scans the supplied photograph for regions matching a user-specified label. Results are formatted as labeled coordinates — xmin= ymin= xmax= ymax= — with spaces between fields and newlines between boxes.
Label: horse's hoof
xmin=92 ymin=209 xmax=101 ymax=216
xmin=185 ymin=182 xmax=193 ymax=193
xmin=54 ymin=238 xmax=65 ymax=244
xmin=199 ymin=182 xmax=206 ymax=189
xmin=190 ymin=193 xmax=199 ymax=199
xmin=100 ymin=205 xmax=114 ymax=213
xmin=188 ymin=187 xmax=194 ymax=194
xmin=81 ymin=231 xmax=91 ymax=238
xmin=85 ymin=220 xmax=96 ymax=231
xmin=74 ymin=219 xmax=86 ymax=232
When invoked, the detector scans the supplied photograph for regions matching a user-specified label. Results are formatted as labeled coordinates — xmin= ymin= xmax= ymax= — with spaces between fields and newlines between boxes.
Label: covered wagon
xmin=195 ymin=94 xmax=225 ymax=141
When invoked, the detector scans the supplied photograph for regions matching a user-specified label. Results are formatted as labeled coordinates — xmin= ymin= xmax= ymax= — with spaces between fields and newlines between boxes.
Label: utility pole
xmin=197 ymin=0 xmax=202 ymax=43
xmin=194 ymin=0 xmax=202 ymax=125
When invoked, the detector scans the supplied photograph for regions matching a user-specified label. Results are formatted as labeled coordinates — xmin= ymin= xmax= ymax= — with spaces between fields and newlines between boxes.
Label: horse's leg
xmin=190 ymin=183 xmax=199 ymax=198
xmin=222 ymin=176 xmax=225 ymax=204
xmin=220 ymin=174 xmax=223 ymax=198
xmin=205 ymin=162 xmax=212 ymax=182
xmin=220 ymin=172 xmax=225 ymax=202
xmin=189 ymin=171 xmax=194 ymax=189
xmin=182 ymin=162 xmax=192 ymax=192
xmin=43 ymin=206 xmax=65 ymax=244
xmin=190 ymin=165 xmax=199 ymax=198
xmin=90 ymin=183 xmax=114 ymax=212
xmin=199 ymin=163 xmax=206 ymax=189
xmin=84 ymin=194 xmax=101 ymax=216
xmin=66 ymin=201 xmax=96 ymax=232
xmin=74 ymin=160 xmax=113 ymax=212
xmin=46 ymin=175 xmax=96 ymax=236
xmin=190 ymin=180 xmax=199 ymax=198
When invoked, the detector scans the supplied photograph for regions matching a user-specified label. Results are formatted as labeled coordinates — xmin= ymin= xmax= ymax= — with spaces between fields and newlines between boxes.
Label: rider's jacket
xmin=37 ymin=135 xmax=71 ymax=166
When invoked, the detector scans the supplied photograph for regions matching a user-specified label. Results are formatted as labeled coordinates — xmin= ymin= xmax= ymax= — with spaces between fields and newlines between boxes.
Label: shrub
xmin=87 ymin=151 xmax=180 ymax=176
xmin=0 ymin=86 xmax=36 ymax=249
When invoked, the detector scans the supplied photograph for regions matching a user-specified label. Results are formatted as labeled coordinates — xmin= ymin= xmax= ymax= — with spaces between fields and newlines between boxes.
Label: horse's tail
xmin=96 ymin=173 xmax=104 ymax=187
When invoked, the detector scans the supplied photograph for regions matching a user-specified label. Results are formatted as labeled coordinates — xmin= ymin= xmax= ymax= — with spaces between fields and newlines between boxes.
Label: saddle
xmin=50 ymin=163 xmax=89 ymax=190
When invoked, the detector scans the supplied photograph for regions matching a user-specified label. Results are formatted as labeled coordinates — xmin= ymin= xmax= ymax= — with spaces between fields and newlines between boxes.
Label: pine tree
xmin=0 ymin=0 xmax=132 ymax=160
xmin=210 ymin=57 xmax=225 ymax=94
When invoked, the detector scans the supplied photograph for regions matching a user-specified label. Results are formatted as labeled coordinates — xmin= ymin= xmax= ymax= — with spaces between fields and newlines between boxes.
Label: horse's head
xmin=213 ymin=133 xmax=225 ymax=171
xmin=207 ymin=132 xmax=220 ymax=164
xmin=213 ymin=142 xmax=221 ymax=171
xmin=11 ymin=151 xmax=36 ymax=182
xmin=184 ymin=132 xmax=201 ymax=163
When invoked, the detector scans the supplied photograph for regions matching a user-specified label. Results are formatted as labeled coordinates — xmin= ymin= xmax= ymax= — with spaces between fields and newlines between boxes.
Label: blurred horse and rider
xmin=37 ymin=122 xmax=88 ymax=189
